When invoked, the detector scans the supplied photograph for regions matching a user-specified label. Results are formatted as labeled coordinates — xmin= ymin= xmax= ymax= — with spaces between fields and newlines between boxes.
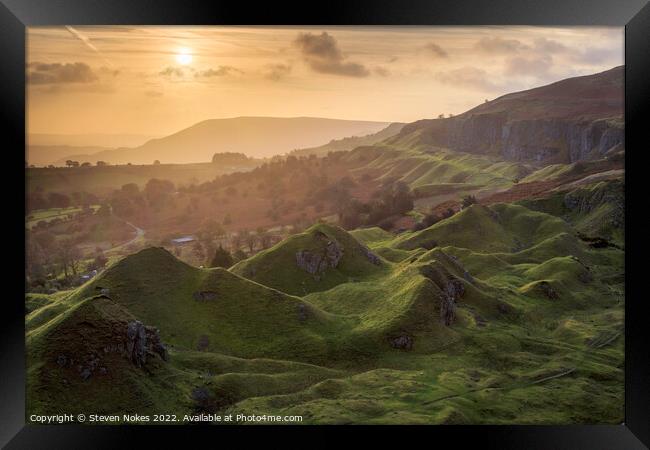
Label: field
xmin=26 ymin=183 xmax=624 ymax=423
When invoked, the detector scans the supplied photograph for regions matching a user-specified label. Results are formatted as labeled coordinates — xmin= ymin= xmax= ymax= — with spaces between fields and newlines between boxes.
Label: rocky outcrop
xmin=361 ymin=246 xmax=382 ymax=265
xmin=440 ymin=278 xmax=464 ymax=326
xmin=393 ymin=67 xmax=624 ymax=164
xmin=539 ymin=281 xmax=559 ymax=300
xmin=406 ymin=115 xmax=623 ymax=164
xmin=390 ymin=335 xmax=413 ymax=350
xmin=298 ymin=303 xmax=308 ymax=322
xmin=296 ymin=239 xmax=343 ymax=278
xmin=564 ymin=180 xmax=623 ymax=222
xmin=126 ymin=320 xmax=168 ymax=367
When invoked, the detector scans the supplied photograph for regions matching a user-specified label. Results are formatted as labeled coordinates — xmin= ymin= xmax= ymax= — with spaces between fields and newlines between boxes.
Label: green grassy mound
xmin=27 ymin=296 xmax=187 ymax=416
xmin=26 ymin=200 xmax=624 ymax=424
xmin=519 ymin=179 xmax=624 ymax=246
xmin=230 ymin=223 xmax=388 ymax=296
xmin=392 ymin=203 xmax=571 ymax=253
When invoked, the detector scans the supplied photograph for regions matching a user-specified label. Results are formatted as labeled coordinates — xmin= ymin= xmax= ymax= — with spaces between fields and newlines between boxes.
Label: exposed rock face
xmin=126 ymin=320 xmax=168 ymax=367
xmin=411 ymin=115 xmax=624 ymax=164
xmin=539 ymin=281 xmax=559 ymax=300
xmin=361 ymin=246 xmax=382 ymax=265
xmin=295 ymin=239 xmax=343 ymax=278
xmin=564 ymin=180 xmax=624 ymax=229
xmin=126 ymin=321 xmax=147 ymax=367
xmin=298 ymin=303 xmax=308 ymax=322
xmin=394 ymin=66 xmax=624 ymax=164
xmin=390 ymin=335 xmax=413 ymax=350
xmin=440 ymin=279 xmax=464 ymax=326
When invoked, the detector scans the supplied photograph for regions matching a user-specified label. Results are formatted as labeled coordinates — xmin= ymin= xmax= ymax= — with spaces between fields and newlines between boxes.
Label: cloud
xmin=532 ymin=37 xmax=568 ymax=54
xmin=504 ymin=54 xmax=553 ymax=78
xmin=424 ymin=42 xmax=448 ymax=58
xmin=574 ymin=46 xmax=622 ymax=65
xmin=264 ymin=63 xmax=292 ymax=81
xmin=28 ymin=62 xmax=99 ymax=84
xmin=294 ymin=32 xmax=370 ymax=77
xmin=374 ymin=66 xmax=390 ymax=77
xmin=159 ymin=66 xmax=186 ymax=77
xmin=195 ymin=66 xmax=243 ymax=77
xmin=474 ymin=36 xmax=528 ymax=54
xmin=434 ymin=67 xmax=501 ymax=92
xmin=145 ymin=90 xmax=163 ymax=97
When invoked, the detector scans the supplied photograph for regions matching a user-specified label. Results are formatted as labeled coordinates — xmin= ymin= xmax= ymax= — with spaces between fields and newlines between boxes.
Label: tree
xmin=96 ymin=161 xmax=108 ymax=166
xmin=81 ymin=162 xmax=91 ymax=167
xmin=209 ymin=245 xmax=233 ymax=268
xmin=230 ymin=232 xmax=241 ymax=251
xmin=65 ymin=160 xmax=79 ymax=168
xmin=192 ymin=241 xmax=205 ymax=261
xmin=232 ymin=249 xmax=247 ymax=262
xmin=97 ymin=203 xmax=111 ymax=217
xmin=121 ymin=183 xmax=140 ymax=197
xmin=153 ymin=160 xmax=161 ymax=165
xmin=460 ymin=195 xmax=477 ymax=209
xmin=48 ymin=192 xmax=71 ymax=208
xmin=90 ymin=252 xmax=108 ymax=271
xmin=55 ymin=239 xmax=82 ymax=279
xmin=144 ymin=178 xmax=175 ymax=207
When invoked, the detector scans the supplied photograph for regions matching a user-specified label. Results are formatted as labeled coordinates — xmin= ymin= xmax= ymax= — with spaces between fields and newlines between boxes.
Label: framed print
xmin=2 ymin=0 xmax=648 ymax=447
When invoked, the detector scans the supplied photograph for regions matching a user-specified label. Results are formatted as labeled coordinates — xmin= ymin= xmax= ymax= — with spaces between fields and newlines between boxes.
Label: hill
xmin=290 ymin=122 xmax=405 ymax=158
xmin=48 ymin=117 xmax=391 ymax=165
xmin=26 ymin=192 xmax=624 ymax=422
xmin=387 ymin=66 xmax=623 ymax=164
xmin=230 ymin=223 xmax=388 ymax=296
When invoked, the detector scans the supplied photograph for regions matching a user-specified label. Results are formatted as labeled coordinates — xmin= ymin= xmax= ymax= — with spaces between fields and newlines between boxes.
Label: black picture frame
xmin=2 ymin=0 xmax=648 ymax=447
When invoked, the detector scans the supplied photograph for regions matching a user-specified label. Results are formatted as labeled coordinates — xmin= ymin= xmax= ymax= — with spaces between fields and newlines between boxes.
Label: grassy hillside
xmin=27 ymin=161 xmax=259 ymax=195
xmin=27 ymin=191 xmax=624 ymax=423
xmin=230 ymin=223 xmax=388 ymax=296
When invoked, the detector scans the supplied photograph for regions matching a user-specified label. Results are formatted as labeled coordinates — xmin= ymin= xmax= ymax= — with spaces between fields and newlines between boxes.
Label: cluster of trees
xmin=337 ymin=181 xmax=414 ymax=230
xmin=27 ymin=189 xmax=99 ymax=213
xmin=211 ymin=152 xmax=250 ymax=165
xmin=412 ymin=208 xmax=456 ymax=231
xmin=26 ymin=231 xmax=109 ymax=291
xmin=411 ymin=195 xmax=477 ymax=231
xmin=109 ymin=178 xmax=176 ymax=218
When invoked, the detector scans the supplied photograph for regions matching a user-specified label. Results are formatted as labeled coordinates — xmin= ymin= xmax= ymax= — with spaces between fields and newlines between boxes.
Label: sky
xmin=27 ymin=26 xmax=623 ymax=139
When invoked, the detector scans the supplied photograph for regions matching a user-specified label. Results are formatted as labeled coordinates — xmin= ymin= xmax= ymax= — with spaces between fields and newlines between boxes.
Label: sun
xmin=175 ymin=49 xmax=193 ymax=65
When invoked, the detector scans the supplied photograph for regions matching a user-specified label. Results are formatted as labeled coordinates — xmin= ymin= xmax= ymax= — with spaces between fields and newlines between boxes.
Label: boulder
xmin=440 ymin=278 xmax=465 ymax=326
xmin=539 ymin=281 xmax=559 ymax=300
xmin=295 ymin=239 xmax=344 ymax=278
xmin=390 ymin=335 xmax=413 ymax=350
xmin=126 ymin=321 xmax=147 ymax=367
xmin=361 ymin=245 xmax=382 ymax=266
xmin=298 ymin=303 xmax=308 ymax=322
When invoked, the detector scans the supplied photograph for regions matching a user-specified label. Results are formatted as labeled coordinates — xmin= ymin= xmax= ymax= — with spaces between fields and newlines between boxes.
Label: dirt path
xmin=105 ymin=220 xmax=145 ymax=254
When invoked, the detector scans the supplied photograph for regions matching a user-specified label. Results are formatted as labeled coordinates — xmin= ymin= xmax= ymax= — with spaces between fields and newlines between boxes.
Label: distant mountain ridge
xmin=41 ymin=117 xmax=391 ymax=166
xmin=388 ymin=66 xmax=624 ymax=164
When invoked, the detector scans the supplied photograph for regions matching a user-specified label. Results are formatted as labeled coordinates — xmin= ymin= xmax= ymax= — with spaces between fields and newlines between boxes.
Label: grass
xmin=26 ymin=205 xmax=100 ymax=229
xmin=26 ymin=193 xmax=624 ymax=424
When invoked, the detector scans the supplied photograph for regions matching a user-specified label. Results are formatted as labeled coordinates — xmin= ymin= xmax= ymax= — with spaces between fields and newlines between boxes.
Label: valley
xmin=25 ymin=66 xmax=625 ymax=425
